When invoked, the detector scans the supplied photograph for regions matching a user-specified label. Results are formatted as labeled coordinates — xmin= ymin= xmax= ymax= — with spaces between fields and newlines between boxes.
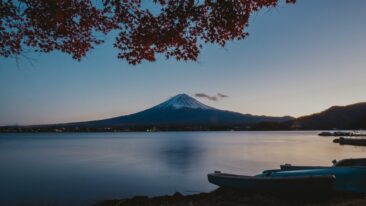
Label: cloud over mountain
xmin=195 ymin=93 xmax=229 ymax=101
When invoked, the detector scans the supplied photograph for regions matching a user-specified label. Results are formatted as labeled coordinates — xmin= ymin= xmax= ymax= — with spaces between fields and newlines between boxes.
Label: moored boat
xmin=208 ymin=158 xmax=366 ymax=194
xmin=319 ymin=131 xmax=366 ymax=137
xmin=208 ymin=171 xmax=335 ymax=193
xmin=280 ymin=158 xmax=366 ymax=170
xmin=333 ymin=137 xmax=366 ymax=146
xmin=279 ymin=164 xmax=329 ymax=171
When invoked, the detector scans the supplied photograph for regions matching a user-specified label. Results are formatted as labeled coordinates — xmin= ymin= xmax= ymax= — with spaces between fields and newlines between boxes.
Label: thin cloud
xmin=195 ymin=92 xmax=229 ymax=101
xmin=217 ymin=93 xmax=229 ymax=98
xmin=195 ymin=93 xmax=218 ymax=101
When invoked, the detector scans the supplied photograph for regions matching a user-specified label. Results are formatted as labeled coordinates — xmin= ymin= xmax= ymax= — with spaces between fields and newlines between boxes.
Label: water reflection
xmin=154 ymin=133 xmax=204 ymax=174
xmin=0 ymin=131 xmax=366 ymax=206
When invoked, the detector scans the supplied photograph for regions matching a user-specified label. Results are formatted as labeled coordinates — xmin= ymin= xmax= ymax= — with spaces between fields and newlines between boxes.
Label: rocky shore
xmin=94 ymin=188 xmax=366 ymax=206
xmin=333 ymin=137 xmax=366 ymax=146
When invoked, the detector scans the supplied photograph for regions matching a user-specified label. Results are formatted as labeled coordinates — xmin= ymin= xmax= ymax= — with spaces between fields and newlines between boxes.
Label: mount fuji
xmin=62 ymin=94 xmax=293 ymax=129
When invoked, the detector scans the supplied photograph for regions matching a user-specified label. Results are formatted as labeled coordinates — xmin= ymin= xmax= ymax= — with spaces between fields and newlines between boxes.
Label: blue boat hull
xmin=259 ymin=167 xmax=366 ymax=193
xmin=208 ymin=173 xmax=335 ymax=193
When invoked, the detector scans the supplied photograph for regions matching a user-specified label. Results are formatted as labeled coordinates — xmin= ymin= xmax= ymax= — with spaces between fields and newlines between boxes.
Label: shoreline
xmin=0 ymin=130 xmax=341 ymax=133
xmin=94 ymin=188 xmax=366 ymax=206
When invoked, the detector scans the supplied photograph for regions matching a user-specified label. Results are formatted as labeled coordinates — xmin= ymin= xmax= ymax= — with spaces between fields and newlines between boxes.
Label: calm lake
xmin=1 ymin=131 xmax=365 ymax=205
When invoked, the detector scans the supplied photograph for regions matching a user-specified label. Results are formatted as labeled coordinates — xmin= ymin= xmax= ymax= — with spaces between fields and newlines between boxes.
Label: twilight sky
xmin=1 ymin=0 xmax=366 ymax=126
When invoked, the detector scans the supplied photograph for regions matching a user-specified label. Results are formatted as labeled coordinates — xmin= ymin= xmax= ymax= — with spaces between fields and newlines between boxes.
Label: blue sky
xmin=1 ymin=0 xmax=366 ymax=125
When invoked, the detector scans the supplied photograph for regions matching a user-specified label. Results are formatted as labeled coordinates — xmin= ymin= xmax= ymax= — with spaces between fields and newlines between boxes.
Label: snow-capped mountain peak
xmin=153 ymin=94 xmax=214 ymax=110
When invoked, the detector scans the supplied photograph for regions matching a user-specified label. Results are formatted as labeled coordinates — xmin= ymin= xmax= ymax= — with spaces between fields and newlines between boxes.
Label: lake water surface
xmin=1 ymin=131 xmax=366 ymax=205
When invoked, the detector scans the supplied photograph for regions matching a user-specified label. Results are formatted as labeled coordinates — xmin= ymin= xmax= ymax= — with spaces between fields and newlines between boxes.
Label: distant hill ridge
xmin=292 ymin=102 xmax=366 ymax=130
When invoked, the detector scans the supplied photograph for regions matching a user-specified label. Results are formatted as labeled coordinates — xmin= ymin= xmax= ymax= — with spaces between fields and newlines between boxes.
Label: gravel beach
xmin=94 ymin=188 xmax=366 ymax=206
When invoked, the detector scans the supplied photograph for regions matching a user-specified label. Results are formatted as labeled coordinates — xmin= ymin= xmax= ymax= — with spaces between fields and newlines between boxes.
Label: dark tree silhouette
xmin=0 ymin=0 xmax=295 ymax=64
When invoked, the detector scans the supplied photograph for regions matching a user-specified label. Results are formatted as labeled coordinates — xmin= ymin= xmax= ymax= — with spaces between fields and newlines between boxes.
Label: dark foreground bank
xmin=94 ymin=188 xmax=366 ymax=206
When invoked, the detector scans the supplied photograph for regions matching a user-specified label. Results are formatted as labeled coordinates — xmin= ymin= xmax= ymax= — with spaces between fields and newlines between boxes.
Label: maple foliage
xmin=0 ymin=0 xmax=295 ymax=64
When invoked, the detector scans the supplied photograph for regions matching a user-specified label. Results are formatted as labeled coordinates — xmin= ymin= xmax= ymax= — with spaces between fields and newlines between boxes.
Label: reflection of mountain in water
xmin=156 ymin=136 xmax=204 ymax=174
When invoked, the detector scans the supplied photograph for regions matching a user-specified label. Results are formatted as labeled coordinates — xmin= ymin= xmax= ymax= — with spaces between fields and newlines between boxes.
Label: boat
xmin=333 ymin=137 xmax=366 ymax=146
xmin=208 ymin=158 xmax=366 ymax=193
xmin=318 ymin=131 xmax=366 ymax=137
xmin=279 ymin=164 xmax=329 ymax=171
xmin=208 ymin=171 xmax=335 ymax=193
xmin=318 ymin=131 xmax=333 ymax=136
xmin=280 ymin=158 xmax=366 ymax=170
